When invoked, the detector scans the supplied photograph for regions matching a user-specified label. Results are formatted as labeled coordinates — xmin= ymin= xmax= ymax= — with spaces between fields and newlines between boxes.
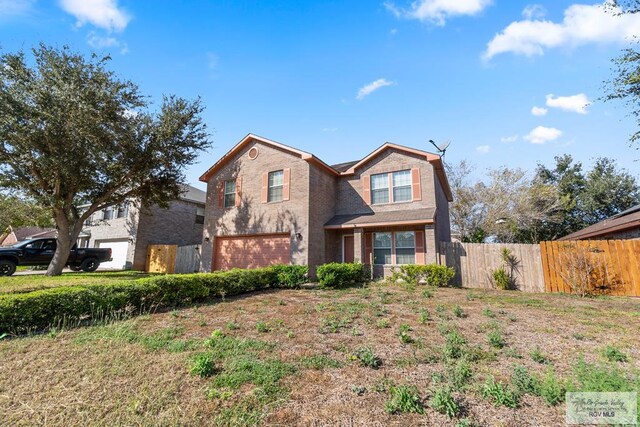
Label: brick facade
xmin=200 ymin=135 xmax=452 ymax=277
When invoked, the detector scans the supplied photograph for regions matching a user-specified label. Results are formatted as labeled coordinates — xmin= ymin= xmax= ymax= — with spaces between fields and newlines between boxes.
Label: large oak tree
xmin=0 ymin=44 xmax=211 ymax=275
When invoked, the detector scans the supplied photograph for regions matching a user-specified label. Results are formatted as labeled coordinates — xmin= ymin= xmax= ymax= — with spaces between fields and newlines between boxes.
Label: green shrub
xmin=487 ymin=330 xmax=506 ymax=349
xmin=492 ymin=267 xmax=511 ymax=290
xmin=511 ymin=365 xmax=540 ymax=395
xmin=189 ymin=352 xmax=216 ymax=378
xmin=481 ymin=376 xmax=519 ymax=408
xmin=385 ymin=385 xmax=424 ymax=414
xmin=0 ymin=267 xmax=281 ymax=333
xmin=354 ymin=346 xmax=382 ymax=369
xmin=539 ymin=368 xmax=566 ymax=406
xmin=271 ymin=264 xmax=308 ymax=288
xmin=603 ymin=345 xmax=628 ymax=363
xmin=430 ymin=387 xmax=461 ymax=418
xmin=316 ymin=263 xmax=367 ymax=288
xmin=392 ymin=264 xmax=455 ymax=287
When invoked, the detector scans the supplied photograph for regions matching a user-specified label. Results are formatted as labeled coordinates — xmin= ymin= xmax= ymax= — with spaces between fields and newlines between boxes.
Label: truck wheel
xmin=80 ymin=258 xmax=100 ymax=272
xmin=0 ymin=260 xmax=17 ymax=276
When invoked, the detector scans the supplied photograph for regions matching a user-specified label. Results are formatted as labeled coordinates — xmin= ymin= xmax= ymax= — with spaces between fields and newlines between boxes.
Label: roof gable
xmin=199 ymin=134 xmax=338 ymax=182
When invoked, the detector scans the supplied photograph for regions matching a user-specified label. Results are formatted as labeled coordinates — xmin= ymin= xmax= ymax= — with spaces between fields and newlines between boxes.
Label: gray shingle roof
xmin=179 ymin=185 xmax=206 ymax=204
xmin=324 ymin=208 xmax=435 ymax=228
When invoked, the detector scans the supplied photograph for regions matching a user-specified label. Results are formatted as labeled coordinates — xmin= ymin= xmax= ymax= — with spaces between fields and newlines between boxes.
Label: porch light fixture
xmin=295 ymin=233 xmax=303 ymax=241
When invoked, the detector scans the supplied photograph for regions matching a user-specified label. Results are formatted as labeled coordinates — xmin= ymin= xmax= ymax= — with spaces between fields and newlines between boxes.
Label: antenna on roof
xmin=428 ymin=139 xmax=451 ymax=158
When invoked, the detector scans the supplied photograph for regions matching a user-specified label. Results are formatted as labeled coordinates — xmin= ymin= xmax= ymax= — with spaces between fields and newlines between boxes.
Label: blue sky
xmin=1 ymin=0 xmax=639 ymax=188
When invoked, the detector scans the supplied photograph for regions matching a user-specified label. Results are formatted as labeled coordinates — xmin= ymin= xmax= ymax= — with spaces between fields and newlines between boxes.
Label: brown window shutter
xmin=415 ymin=230 xmax=425 ymax=264
xmin=217 ymin=181 xmax=224 ymax=208
xmin=362 ymin=175 xmax=371 ymax=205
xmin=364 ymin=233 xmax=373 ymax=265
xmin=283 ymin=168 xmax=291 ymax=201
xmin=235 ymin=177 xmax=242 ymax=208
xmin=261 ymin=173 xmax=268 ymax=203
xmin=411 ymin=168 xmax=422 ymax=201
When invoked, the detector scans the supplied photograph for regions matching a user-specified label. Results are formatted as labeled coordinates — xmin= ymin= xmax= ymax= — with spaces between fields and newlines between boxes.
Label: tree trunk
xmin=45 ymin=208 xmax=84 ymax=276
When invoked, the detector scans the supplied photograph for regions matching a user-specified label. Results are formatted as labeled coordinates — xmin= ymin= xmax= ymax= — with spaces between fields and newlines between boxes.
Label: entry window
xmin=373 ymin=232 xmax=392 ymax=265
xmin=371 ymin=173 xmax=390 ymax=205
xmin=268 ymin=170 xmax=284 ymax=202
xmin=395 ymin=231 xmax=416 ymax=264
xmin=224 ymin=180 xmax=236 ymax=208
xmin=392 ymin=170 xmax=412 ymax=202
xmin=195 ymin=207 xmax=205 ymax=224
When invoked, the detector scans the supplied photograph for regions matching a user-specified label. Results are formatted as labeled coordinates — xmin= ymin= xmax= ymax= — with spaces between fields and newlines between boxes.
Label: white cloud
xmin=522 ymin=4 xmax=546 ymax=20
xmin=59 ymin=0 xmax=131 ymax=32
xmin=476 ymin=144 xmax=491 ymax=153
xmin=500 ymin=134 xmax=518 ymax=143
xmin=531 ymin=106 xmax=548 ymax=116
xmin=545 ymin=93 xmax=590 ymax=114
xmin=322 ymin=127 xmax=338 ymax=133
xmin=385 ymin=0 xmax=493 ymax=26
xmin=356 ymin=78 xmax=396 ymax=100
xmin=207 ymin=52 xmax=218 ymax=70
xmin=390 ymin=28 xmax=398 ymax=35
xmin=0 ymin=0 xmax=34 ymax=18
xmin=523 ymin=126 xmax=562 ymax=144
xmin=87 ymin=31 xmax=128 ymax=54
xmin=483 ymin=2 xmax=640 ymax=60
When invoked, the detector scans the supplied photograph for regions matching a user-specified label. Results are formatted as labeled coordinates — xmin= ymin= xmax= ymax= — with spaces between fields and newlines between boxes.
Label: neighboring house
xmin=199 ymin=134 xmax=452 ymax=276
xmin=0 ymin=226 xmax=57 ymax=246
xmin=80 ymin=185 xmax=206 ymax=270
xmin=559 ymin=204 xmax=640 ymax=241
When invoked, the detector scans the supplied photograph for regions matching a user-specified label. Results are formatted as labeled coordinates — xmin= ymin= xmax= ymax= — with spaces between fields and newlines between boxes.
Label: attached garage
xmin=214 ymin=233 xmax=291 ymax=270
xmin=96 ymin=239 xmax=130 ymax=270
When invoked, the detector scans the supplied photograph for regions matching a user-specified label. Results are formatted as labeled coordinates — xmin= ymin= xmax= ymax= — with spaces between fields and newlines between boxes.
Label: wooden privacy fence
xmin=439 ymin=242 xmax=545 ymax=293
xmin=146 ymin=244 xmax=201 ymax=274
xmin=540 ymin=240 xmax=640 ymax=297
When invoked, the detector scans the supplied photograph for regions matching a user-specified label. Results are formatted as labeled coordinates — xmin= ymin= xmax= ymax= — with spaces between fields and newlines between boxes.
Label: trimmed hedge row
xmin=0 ymin=265 xmax=307 ymax=334
xmin=317 ymin=262 xmax=369 ymax=288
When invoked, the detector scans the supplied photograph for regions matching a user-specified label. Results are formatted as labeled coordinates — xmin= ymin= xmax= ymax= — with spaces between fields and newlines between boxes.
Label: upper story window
xmin=370 ymin=170 xmax=412 ymax=204
xmin=102 ymin=206 xmax=114 ymax=220
xmin=224 ymin=180 xmax=236 ymax=208
xmin=268 ymin=170 xmax=284 ymax=202
xmin=392 ymin=170 xmax=412 ymax=202
xmin=116 ymin=203 xmax=128 ymax=219
xmin=195 ymin=207 xmax=205 ymax=224
xmin=371 ymin=173 xmax=390 ymax=205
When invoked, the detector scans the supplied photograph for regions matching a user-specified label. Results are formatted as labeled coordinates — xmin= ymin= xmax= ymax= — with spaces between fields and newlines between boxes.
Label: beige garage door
xmin=214 ymin=234 xmax=291 ymax=270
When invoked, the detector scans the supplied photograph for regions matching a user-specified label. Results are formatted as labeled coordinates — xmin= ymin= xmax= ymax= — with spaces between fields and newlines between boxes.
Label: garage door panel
xmin=97 ymin=240 xmax=129 ymax=270
xmin=214 ymin=234 xmax=290 ymax=270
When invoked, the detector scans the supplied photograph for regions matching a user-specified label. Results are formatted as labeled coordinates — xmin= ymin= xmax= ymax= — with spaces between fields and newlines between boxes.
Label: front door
xmin=343 ymin=235 xmax=354 ymax=263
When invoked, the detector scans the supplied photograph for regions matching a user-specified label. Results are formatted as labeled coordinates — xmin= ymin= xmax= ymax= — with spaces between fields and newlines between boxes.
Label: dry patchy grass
xmin=1 ymin=283 xmax=639 ymax=426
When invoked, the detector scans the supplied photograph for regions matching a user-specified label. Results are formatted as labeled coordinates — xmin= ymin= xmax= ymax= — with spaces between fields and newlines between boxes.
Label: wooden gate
xmin=146 ymin=245 xmax=177 ymax=274
xmin=540 ymin=240 xmax=640 ymax=296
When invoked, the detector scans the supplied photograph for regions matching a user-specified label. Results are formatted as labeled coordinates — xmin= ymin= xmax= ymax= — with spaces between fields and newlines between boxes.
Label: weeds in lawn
xmin=466 ymin=292 xmax=476 ymax=301
xmin=530 ymin=346 xmax=548 ymax=364
xmin=354 ymin=347 xmax=382 ymax=369
xmin=255 ymin=322 xmax=271 ymax=333
xmin=418 ymin=309 xmax=431 ymax=324
xmin=443 ymin=329 xmax=467 ymax=359
xmin=226 ymin=321 xmax=240 ymax=330
xmin=453 ymin=305 xmax=465 ymax=318
xmin=451 ymin=359 xmax=473 ymax=390
xmin=320 ymin=315 xmax=351 ymax=333
xmin=430 ymin=387 xmax=461 ymax=418
xmin=422 ymin=288 xmax=434 ymax=298
xmin=456 ymin=419 xmax=479 ymax=427
xmin=538 ymin=368 xmax=566 ymax=406
xmin=603 ymin=345 xmax=628 ymax=362
xmin=436 ymin=304 xmax=449 ymax=319
xmin=299 ymin=355 xmax=343 ymax=370
xmin=351 ymin=385 xmax=367 ymax=395
xmin=398 ymin=324 xmax=413 ymax=344
xmin=487 ymin=330 xmax=506 ymax=349
xmin=189 ymin=353 xmax=216 ymax=377
xmin=511 ymin=365 xmax=539 ymax=395
xmin=385 ymin=385 xmax=424 ymax=415
xmin=482 ymin=308 xmax=496 ymax=318
xmin=376 ymin=318 xmax=390 ymax=328
xmin=481 ymin=376 xmax=519 ymax=408
xmin=373 ymin=377 xmax=395 ymax=393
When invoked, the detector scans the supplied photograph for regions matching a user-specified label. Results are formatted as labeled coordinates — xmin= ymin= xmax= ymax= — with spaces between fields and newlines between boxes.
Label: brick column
xmin=353 ymin=228 xmax=363 ymax=263
xmin=424 ymin=224 xmax=438 ymax=264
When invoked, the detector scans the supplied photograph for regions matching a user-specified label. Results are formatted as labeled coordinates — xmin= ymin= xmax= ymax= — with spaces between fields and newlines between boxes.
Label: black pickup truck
xmin=0 ymin=238 xmax=112 ymax=276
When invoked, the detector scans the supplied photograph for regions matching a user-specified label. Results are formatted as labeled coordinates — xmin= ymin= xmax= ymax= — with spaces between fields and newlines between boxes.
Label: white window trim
xmin=372 ymin=231 xmax=417 ymax=265
xmin=373 ymin=232 xmax=392 ymax=265
xmin=394 ymin=231 xmax=416 ymax=265
xmin=268 ymin=170 xmax=284 ymax=203
xmin=392 ymin=170 xmax=412 ymax=203
xmin=224 ymin=180 xmax=236 ymax=208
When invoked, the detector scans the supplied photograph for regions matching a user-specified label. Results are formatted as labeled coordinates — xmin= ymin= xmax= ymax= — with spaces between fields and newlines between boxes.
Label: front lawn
xmin=1 ymin=282 xmax=639 ymax=426
xmin=0 ymin=271 xmax=151 ymax=294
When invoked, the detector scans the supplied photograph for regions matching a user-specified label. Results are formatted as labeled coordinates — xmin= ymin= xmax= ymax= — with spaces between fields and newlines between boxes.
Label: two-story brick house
xmin=199 ymin=134 xmax=452 ymax=276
